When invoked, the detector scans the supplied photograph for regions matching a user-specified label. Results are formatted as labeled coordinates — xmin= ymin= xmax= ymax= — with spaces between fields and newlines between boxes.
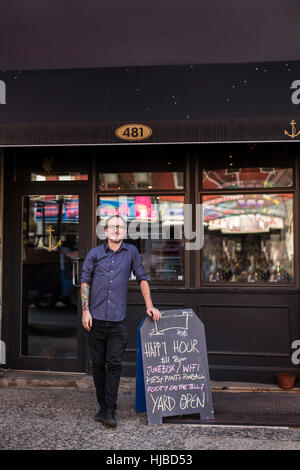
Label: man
xmin=81 ymin=214 xmax=161 ymax=427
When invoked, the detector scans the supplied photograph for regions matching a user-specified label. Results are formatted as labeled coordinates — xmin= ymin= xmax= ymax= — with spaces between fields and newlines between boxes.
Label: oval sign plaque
xmin=115 ymin=124 xmax=152 ymax=142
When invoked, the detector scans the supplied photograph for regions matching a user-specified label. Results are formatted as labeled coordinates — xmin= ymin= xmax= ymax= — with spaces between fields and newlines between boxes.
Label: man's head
xmin=104 ymin=215 xmax=127 ymax=243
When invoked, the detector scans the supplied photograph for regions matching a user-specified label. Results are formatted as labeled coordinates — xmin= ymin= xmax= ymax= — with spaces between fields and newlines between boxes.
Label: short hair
xmin=104 ymin=214 xmax=127 ymax=230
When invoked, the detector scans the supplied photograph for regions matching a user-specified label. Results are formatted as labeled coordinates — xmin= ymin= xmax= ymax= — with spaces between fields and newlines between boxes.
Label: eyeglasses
xmin=105 ymin=224 xmax=126 ymax=231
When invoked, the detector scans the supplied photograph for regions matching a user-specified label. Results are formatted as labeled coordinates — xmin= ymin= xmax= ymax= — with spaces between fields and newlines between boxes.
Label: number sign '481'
xmin=115 ymin=123 xmax=152 ymax=141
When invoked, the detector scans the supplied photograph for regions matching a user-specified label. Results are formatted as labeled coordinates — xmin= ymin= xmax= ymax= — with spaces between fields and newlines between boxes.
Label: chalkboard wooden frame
xmin=139 ymin=309 xmax=214 ymax=425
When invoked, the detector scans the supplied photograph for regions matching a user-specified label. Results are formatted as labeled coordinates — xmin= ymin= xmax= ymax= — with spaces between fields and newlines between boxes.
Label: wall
xmin=125 ymin=287 xmax=300 ymax=383
xmin=0 ymin=150 xmax=4 ymax=363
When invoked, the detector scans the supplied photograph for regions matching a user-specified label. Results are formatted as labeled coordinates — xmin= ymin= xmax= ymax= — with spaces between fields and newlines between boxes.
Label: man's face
xmin=104 ymin=216 xmax=126 ymax=243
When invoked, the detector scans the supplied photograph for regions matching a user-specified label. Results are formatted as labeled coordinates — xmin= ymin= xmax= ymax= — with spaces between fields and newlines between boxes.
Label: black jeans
xmin=87 ymin=318 xmax=128 ymax=411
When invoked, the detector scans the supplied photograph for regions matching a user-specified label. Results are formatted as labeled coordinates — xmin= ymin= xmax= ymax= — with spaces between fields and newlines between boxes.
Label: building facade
xmin=1 ymin=62 xmax=300 ymax=382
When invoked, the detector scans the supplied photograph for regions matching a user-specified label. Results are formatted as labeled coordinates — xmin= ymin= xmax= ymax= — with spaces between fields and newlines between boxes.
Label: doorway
xmin=4 ymin=186 xmax=92 ymax=372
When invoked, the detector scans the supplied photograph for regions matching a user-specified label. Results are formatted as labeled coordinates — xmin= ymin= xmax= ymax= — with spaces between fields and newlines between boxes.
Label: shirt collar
xmin=104 ymin=240 xmax=128 ymax=253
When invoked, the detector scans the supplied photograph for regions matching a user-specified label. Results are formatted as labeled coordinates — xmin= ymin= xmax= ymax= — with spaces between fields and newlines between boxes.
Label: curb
xmin=1 ymin=370 xmax=300 ymax=394
xmin=0 ymin=370 xmax=135 ymax=391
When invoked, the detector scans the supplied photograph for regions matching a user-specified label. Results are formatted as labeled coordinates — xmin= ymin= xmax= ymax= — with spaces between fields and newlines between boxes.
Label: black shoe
xmin=95 ymin=407 xmax=107 ymax=423
xmin=101 ymin=408 xmax=117 ymax=428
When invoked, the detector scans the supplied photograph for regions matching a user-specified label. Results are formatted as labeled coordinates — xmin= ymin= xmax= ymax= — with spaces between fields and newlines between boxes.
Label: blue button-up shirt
xmin=81 ymin=241 xmax=149 ymax=321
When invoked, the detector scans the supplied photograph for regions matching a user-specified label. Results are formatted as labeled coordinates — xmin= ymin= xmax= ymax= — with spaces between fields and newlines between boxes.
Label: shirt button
xmin=108 ymin=300 xmax=110 ymax=303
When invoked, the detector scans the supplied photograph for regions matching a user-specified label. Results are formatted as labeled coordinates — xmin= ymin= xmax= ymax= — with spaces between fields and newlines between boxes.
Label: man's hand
xmin=146 ymin=307 xmax=161 ymax=322
xmin=82 ymin=310 xmax=93 ymax=331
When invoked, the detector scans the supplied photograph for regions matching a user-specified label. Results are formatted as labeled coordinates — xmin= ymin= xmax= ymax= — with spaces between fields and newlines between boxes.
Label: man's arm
xmin=81 ymin=282 xmax=93 ymax=331
xmin=80 ymin=248 xmax=96 ymax=332
xmin=140 ymin=280 xmax=161 ymax=322
xmin=131 ymin=245 xmax=161 ymax=321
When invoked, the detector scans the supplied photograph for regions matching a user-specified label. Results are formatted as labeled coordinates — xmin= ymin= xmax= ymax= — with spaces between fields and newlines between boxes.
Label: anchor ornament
xmin=284 ymin=120 xmax=300 ymax=139
xmin=39 ymin=225 xmax=62 ymax=251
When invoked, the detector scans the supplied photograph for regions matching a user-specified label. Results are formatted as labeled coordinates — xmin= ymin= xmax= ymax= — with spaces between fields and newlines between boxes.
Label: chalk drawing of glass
xmin=149 ymin=310 xmax=193 ymax=336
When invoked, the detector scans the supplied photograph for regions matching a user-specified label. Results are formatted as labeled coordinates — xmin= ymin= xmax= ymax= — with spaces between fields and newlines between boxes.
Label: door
xmin=7 ymin=189 xmax=90 ymax=372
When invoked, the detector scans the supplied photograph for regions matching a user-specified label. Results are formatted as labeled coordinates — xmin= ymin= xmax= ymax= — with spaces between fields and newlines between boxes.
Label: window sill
xmin=129 ymin=284 xmax=299 ymax=294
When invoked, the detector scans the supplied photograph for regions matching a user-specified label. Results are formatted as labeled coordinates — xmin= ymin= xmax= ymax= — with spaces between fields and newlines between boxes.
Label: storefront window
xmin=16 ymin=148 xmax=89 ymax=183
xmin=98 ymin=172 xmax=184 ymax=190
xmin=202 ymin=166 xmax=293 ymax=189
xmin=97 ymin=195 xmax=185 ymax=282
xmin=200 ymin=143 xmax=294 ymax=190
xmin=202 ymin=193 xmax=294 ymax=283
xmin=31 ymin=173 xmax=88 ymax=182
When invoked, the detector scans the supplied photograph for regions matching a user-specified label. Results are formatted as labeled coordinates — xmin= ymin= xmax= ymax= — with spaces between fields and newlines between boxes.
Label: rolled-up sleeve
xmin=131 ymin=246 xmax=149 ymax=284
xmin=81 ymin=248 xmax=95 ymax=284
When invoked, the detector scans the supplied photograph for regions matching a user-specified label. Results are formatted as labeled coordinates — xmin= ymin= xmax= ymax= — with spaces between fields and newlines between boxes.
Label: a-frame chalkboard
xmin=139 ymin=309 xmax=214 ymax=425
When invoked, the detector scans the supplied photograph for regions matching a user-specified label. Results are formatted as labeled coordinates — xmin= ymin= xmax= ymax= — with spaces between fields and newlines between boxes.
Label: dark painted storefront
xmin=1 ymin=61 xmax=300 ymax=382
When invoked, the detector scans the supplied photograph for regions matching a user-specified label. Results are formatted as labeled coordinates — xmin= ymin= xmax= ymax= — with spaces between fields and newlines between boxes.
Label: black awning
xmin=0 ymin=119 xmax=297 ymax=146
xmin=0 ymin=61 xmax=300 ymax=145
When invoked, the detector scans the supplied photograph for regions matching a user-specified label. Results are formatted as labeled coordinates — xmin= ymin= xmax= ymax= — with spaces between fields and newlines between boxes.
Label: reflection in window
xmin=202 ymin=167 xmax=293 ymax=189
xmin=97 ymin=195 xmax=185 ymax=282
xmin=98 ymin=172 xmax=184 ymax=190
xmin=21 ymin=151 xmax=89 ymax=182
xmin=31 ymin=173 xmax=88 ymax=181
xmin=202 ymin=194 xmax=294 ymax=283
xmin=22 ymin=195 xmax=79 ymax=357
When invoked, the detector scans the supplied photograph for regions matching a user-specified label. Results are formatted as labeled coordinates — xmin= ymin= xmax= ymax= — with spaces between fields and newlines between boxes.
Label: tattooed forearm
xmin=81 ymin=282 xmax=90 ymax=311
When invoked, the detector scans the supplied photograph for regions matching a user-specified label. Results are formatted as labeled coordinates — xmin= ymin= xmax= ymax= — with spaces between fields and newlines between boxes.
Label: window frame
xmin=15 ymin=148 xmax=91 ymax=186
xmin=95 ymin=191 xmax=189 ymax=287
xmin=97 ymin=170 xmax=185 ymax=192
xmin=95 ymin=150 xmax=190 ymax=287
xmin=196 ymin=151 xmax=298 ymax=288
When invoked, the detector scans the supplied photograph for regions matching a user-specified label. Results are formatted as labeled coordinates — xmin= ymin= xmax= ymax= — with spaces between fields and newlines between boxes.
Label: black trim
xmin=1 ymin=61 xmax=300 ymax=145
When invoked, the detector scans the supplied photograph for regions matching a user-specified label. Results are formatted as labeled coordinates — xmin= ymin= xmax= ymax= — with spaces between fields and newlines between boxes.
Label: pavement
xmin=1 ymin=369 xmax=300 ymax=450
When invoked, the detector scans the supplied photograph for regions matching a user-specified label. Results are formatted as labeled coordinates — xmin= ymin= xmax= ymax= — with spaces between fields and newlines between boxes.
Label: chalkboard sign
xmin=140 ymin=309 xmax=214 ymax=425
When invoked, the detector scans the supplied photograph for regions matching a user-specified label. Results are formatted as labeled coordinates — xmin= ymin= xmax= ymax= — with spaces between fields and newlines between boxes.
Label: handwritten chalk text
xmin=173 ymin=340 xmax=200 ymax=354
